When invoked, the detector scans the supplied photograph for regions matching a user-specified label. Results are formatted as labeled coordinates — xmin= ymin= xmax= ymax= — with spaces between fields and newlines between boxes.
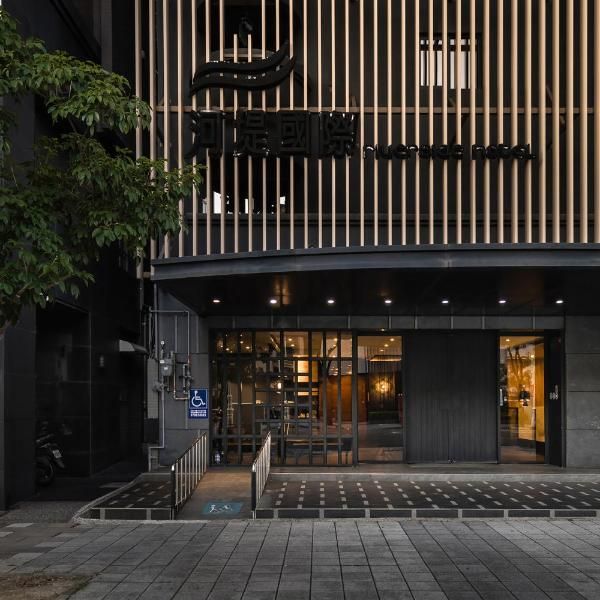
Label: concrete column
xmin=155 ymin=290 xmax=210 ymax=465
xmin=565 ymin=316 xmax=600 ymax=467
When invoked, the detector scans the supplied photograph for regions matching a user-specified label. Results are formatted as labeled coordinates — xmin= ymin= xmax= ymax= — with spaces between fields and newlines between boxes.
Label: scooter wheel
xmin=36 ymin=462 xmax=55 ymax=486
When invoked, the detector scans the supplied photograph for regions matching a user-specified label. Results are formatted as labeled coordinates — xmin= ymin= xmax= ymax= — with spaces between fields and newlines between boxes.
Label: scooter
xmin=35 ymin=431 xmax=65 ymax=486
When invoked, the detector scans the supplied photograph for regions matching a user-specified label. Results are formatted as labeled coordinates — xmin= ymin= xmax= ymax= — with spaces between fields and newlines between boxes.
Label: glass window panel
xmin=283 ymin=332 xmax=309 ymax=357
xmin=499 ymin=335 xmax=545 ymax=463
xmin=340 ymin=332 xmax=353 ymax=358
xmin=238 ymin=331 xmax=253 ymax=355
xmin=213 ymin=333 xmax=225 ymax=353
xmin=325 ymin=332 xmax=339 ymax=358
xmin=241 ymin=438 xmax=255 ymax=464
xmin=256 ymin=331 xmax=281 ymax=355
xmin=311 ymin=332 xmax=323 ymax=357
xmin=357 ymin=335 xmax=403 ymax=463
xmin=223 ymin=332 xmax=238 ymax=354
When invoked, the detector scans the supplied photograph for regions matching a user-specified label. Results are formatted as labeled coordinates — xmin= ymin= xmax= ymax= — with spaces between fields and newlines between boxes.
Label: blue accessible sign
xmin=189 ymin=388 xmax=209 ymax=419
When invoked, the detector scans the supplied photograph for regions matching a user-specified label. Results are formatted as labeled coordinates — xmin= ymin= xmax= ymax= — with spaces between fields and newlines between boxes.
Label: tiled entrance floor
xmin=257 ymin=479 xmax=600 ymax=518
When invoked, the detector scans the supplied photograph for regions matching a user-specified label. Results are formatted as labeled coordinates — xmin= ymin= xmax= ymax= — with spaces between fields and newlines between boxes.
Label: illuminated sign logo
xmin=190 ymin=41 xmax=296 ymax=94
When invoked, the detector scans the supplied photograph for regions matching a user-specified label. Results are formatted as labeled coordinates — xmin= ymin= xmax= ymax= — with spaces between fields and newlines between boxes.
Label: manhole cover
xmin=202 ymin=502 xmax=242 ymax=515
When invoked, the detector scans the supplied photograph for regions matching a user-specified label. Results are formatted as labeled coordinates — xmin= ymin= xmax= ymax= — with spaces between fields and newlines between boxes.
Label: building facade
xmin=0 ymin=0 xmax=146 ymax=510
xmin=140 ymin=0 xmax=600 ymax=468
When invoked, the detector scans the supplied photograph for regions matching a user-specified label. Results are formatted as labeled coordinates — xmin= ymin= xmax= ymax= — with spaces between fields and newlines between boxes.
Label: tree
xmin=0 ymin=8 xmax=200 ymax=327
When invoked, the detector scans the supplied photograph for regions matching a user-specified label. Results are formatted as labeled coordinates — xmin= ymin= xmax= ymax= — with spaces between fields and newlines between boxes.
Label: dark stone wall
xmin=0 ymin=0 xmax=141 ymax=508
xmin=565 ymin=317 xmax=600 ymax=467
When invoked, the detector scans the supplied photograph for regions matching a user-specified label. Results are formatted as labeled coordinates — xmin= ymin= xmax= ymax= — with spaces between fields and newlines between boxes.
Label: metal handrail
xmin=170 ymin=432 xmax=208 ymax=518
xmin=251 ymin=430 xmax=271 ymax=517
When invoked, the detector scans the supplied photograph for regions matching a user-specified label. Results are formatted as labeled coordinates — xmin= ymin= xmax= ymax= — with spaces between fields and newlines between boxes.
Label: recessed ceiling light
xmin=379 ymin=348 xmax=384 ymax=352
xmin=441 ymin=299 xmax=450 ymax=305
xmin=327 ymin=298 xmax=335 ymax=305
xmin=212 ymin=298 xmax=221 ymax=304
xmin=505 ymin=338 xmax=511 ymax=342
xmin=384 ymin=343 xmax=389 ymax=348
xmin=269 ymin=298 xmax=278 ymax=305
xmin=390 ymin=338 xmax=395 ymax=342
xmin=555 ymin=299 xmax=564 ymax=305
xmin=384 ymin=298 xmax=392 ymax=305
xmin=498 ymin=299 xmax=507 ymax=305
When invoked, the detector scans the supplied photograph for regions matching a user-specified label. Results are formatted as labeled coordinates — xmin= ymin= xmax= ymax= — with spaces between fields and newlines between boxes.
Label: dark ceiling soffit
xmin=151 ymin=244 xmax=600 ymax=281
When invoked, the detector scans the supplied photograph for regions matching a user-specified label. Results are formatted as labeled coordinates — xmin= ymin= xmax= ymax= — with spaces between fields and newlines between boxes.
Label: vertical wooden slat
xmin=373 ymin=0 xmax=379 ymax=246
xmin=204 ymin=0 xmax=212 ymax=255
xmin=177 ymin=0 xmax=184 ymax=257
xmin=359 ymin=0 xmax=365 ymax=246
xmin=233 ymin=35 xmax=239 ymax=253
xmin=289 ymin=1 xmax=295 ymax=250
xmin=276 ymin=0 xmax=281 ymax=250
xmin=497 ymin=0 xmax=504 ymax=243
xmin=247 ymin=35 xmax=253 ymax=252
xmin=303 ymin=0 xmax=308 ymax=249
xmin=455 ymin=0 xmax=462 ymax=245
xmin=538 ymin=0 xmax=546 ymax=243
xmin=580 ymin=0 xmax=589 ymax=243
xmin=331 ymin=0 xmax=336 ymax=248
xmin=566 ymin=0 xmax=574 ymax=243
xmin=191 ymin=0 xmax=198 ymax=256
xmin=219 ymin=0 xmax=225 ymax=253
xmin=345 ymin=0 xmax=350 ymax=247
xmin=262 ymin=0 xmax=267 ymax=251
xmin=427 ymin=0 xmax=434 ymax=244
xmin=387 ymin=0 xmax=392 ymax=246
xmin=400 ymin=0 xmax=407 ymax=245
xmin=510 ymin=0 xmax=518 ymax=243
xmin=469 ymin=0 xmax=476 ymax=243
xmin=317 ymin=0 xmax=323 ymax=248
xmin=524 ymin=0 xmax=532 ymax=243
xmin=414 ymin=0 xmax=420 ymax=245
xmin=552 ymin=0 xmax=560 ymax=242
xmin=162 ymin=0 xmax=170 ymax=258
xmin=442 ymin=0 xmax=448 ymax=245
xmin=596 ymin=0 xmax=600 ymax=242
xmin=483 ymin=0 xmax=490 ymax=243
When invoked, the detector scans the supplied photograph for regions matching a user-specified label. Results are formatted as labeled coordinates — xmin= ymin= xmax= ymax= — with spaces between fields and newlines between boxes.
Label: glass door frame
xmin=353 ymin=330 xmax=406 ymax=465
xmin=497 ymin=331 xmax=564 ymax=465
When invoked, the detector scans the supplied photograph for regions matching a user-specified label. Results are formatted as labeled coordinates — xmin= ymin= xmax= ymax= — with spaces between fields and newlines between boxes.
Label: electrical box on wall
xmin=159 ymin=353 xmax=174 ymax=377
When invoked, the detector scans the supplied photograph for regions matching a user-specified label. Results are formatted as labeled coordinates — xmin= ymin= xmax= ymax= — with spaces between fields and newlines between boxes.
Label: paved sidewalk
xmin=2 ymin=519 xmax=600 ymax=598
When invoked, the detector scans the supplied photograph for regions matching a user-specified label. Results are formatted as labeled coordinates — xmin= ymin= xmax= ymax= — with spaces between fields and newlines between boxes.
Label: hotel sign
xmin=187 ymin=110 xmax=534 ymax=162
xmin=189 ymin=42 xmax=534 ymax=162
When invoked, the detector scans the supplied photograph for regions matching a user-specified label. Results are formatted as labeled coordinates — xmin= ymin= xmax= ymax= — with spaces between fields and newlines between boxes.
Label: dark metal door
xmin=405 ymin=332 xmax=497 ymax=463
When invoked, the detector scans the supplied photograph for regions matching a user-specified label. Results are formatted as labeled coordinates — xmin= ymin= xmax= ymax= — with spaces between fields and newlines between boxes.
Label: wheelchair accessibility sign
xmin=189 ymin=388 xmax=208 ymax=419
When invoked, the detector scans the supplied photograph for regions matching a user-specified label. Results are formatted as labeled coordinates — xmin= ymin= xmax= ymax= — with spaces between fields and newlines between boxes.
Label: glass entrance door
xmin=357 ymin=335 xmax=404 ymax=462
xmin=499 ymin=335 xmax=545 ymax=463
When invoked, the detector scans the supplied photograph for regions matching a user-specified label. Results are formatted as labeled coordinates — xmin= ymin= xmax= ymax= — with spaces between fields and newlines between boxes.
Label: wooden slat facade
xmin=137 ymin=0 xmax=600 ymax=258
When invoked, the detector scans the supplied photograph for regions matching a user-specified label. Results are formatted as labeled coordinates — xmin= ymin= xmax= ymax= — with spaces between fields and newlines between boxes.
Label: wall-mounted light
xmin=327 ymin=298 xmax=335 ymax=305
xmin=269 ymin=298 xmax=278 ymax=305
xmin=384 ymin=298 xmax=392 ymax=305
xmin=212 ymin=298 xmax=221 ymax=304
xmin=498 ymin=298 xmax=507 ymax=305
xmin=375 ymin=379 xmax=391 ymax=394
xmin=555 ymin=299 xmax=564 ymax=305
xmin=441 ymin=299 xmax=450 ymax=305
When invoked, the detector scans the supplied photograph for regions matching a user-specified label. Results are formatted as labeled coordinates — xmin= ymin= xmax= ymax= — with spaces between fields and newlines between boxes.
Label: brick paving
xmin=2 ymin=519 xmax=600 ymax=598
xmin=260 ymin=479 xmax=600 ymax=510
